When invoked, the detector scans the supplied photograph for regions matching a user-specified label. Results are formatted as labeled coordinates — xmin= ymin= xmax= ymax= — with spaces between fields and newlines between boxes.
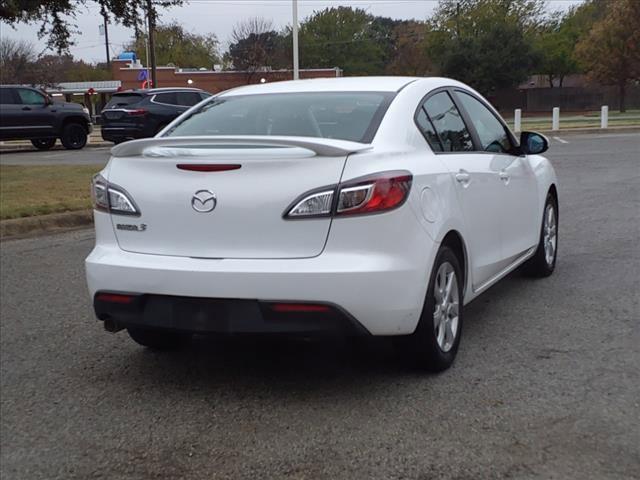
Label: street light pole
xmin=292 ymin=0 xmax=299 ymax=80
xmin=103 ymin=14 xmax=110 ymax=68
xmin=146 ymin=0 xmax=158 ymax=87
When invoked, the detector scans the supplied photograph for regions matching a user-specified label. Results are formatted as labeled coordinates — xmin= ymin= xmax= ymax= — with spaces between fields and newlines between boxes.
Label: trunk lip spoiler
xmin=110 ymin=135 xmax=373 ymax=158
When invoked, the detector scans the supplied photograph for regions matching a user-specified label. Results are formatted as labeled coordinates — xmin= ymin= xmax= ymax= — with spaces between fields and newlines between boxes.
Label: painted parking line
xmin=553 ymin=136 xmax=569 ymax=144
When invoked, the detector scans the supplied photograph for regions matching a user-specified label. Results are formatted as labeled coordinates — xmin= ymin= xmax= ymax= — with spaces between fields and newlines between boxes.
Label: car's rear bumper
xmin=101 ymin=125 xmax=145 ymax=141
xmin=86 ymin=210 xmax=437 ymax=336
xmin=93 ymin=292 xmax=369 ymax=336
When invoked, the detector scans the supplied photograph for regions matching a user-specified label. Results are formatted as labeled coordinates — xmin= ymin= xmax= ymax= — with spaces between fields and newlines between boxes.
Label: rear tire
xmin=31 ymin=138 xmax=56 ymax=150
xmin=127 ymin=327 xmax=189 ymax=350
xmin=524 ymin=193 xmax=558 ymax=277
xmin=60 ymin=123 xmax=88 ymax=150
xmin=396 ymin=246 xmax=464 ymax=372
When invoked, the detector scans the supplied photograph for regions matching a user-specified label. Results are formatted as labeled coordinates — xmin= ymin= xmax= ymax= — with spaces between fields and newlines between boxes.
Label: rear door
xmin=107 ymin=143 xmax=348 ymax=259
xmin=420 ymin=90 xmax=504 ymax=289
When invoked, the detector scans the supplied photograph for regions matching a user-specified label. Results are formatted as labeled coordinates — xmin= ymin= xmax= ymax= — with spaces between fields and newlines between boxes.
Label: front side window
xmin=165 ymin=92 xmax=394 ymax=143
xmin=422 ymin=92 xmax=473 ymax=152
xmin=456 ymin=91 xmax=513 ymax=153
xmin=17 ymin=89 xmax=46 ymax=106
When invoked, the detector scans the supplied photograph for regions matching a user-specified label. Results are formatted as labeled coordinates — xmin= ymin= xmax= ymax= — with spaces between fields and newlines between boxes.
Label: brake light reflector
xmin=269 ymin=303 xmax=332 ymax=313
xmin=91 ymin=174 xmax=140 ymax=216
xmin=286 ymin=190 xmax=334 ymax=218
xmin=96 ymin=293 xmax=136 ymax=304
xmin=177 ymin=164 xmax=241 ymax=172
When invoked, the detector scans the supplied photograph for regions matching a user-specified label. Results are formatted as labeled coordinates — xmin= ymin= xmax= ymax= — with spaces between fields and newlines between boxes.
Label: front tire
xmin=524 ymin=194 xmax=558 ymax=277
xmin=397 ymin=246 xmax=464 ymax=372
xmin=127 ymin=327 xmax=189 ymax=350
xmin=60 ymin=123 xmax=88 ymax=150
xmin=31 ymin=138 xmax=56 ymax=150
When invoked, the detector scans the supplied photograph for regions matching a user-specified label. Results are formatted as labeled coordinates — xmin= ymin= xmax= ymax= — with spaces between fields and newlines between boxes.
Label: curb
xmin=1 ymin=210 xmax=93 ymax=239
xmin=525 ymin=126 xmax=640 ymax=135
xmin=0 ymin=142 xmax=111 ymax=154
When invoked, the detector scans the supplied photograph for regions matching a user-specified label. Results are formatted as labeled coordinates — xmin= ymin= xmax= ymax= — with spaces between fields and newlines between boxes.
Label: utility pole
xmin=146 ymin=0 xmax=158 ymax=87
xmin=102 ymin=14 xmax=110 ymax=68
xmin=292 ymin=0 xmax=299 ymax=80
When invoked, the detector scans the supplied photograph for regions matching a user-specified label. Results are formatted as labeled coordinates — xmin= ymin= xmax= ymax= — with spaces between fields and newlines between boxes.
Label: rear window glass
xmin=165 ymin=92 xmax=395 ymax=143
xmin=105 ymin=93 xmax=143 ymax=108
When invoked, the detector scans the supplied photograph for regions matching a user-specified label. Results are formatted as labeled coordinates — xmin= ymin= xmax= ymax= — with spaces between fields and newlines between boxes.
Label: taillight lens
xmin=336 ymin=173 xmax=412 ymax=216
xmin=91 ymin=174 xmax=140 ymax=216
xmin=284 ymin=171 xmax=412 ymax=219
xmin=125 ymin=108 xmax=147 ymax=116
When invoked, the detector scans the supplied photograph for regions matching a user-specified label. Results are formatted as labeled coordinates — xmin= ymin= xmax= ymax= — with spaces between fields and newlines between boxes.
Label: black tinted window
xmin=176 ymin=92 xmax=202 ymax=106
xmin=166 ymin=92 xmax=394 ymax=143
xmin=423 ymin=92 xmax=473 ymax=152
xmin=416 ymin=107 xmax=443 ymax=152
xmin=0 ymin=88 xmax=17 ymax=104
xmin=17 ymin=89 xmax=45 ymax=105
xmin=105 ymin=93 xmax=143 ymax=108
xmin=457 ymin=91 xmax=512 ymax=153
xmin=153 ymin=92 xmax=178 ymax=105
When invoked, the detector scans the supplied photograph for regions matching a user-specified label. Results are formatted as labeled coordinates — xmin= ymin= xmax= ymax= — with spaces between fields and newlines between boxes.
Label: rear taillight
xmin=284 ymin=171 xmax=412 ymax=219
xmin=124 ymin=108 xmax=147 ymax=116
xmin=91 ymin=174 xmax=140 ymax=216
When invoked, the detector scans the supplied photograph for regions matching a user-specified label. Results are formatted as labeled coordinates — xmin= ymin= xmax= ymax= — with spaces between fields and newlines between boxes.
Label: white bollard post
xmin=601 ymin=105 xmax=608 ymax=129
xmin=514 ymin=109 xmax=522 ymax=133
xmin=552 ymin=107 xmax=560 ymax=131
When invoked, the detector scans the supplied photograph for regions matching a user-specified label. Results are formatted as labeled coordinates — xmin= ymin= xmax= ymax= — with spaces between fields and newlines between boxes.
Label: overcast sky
xmin=0 ymin=0 xmax=584 ymax=64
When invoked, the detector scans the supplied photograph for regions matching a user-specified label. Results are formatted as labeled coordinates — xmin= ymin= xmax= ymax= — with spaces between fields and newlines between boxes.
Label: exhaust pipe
xmin=104 ymin=318 xmax=125 ymax=333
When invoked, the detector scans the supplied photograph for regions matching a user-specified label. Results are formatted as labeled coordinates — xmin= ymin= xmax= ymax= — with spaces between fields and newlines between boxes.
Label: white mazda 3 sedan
xmin=86 ymin=76 xmax=558 ymax=371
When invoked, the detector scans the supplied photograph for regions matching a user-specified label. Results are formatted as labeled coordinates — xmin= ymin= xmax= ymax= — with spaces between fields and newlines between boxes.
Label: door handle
xmin=22 ymin=106 xmax=31 ymax=111
xmin=499 ymin=170 xmax=510 ymax=181
xmin=455 ymin=170 xmax=471 ymax=187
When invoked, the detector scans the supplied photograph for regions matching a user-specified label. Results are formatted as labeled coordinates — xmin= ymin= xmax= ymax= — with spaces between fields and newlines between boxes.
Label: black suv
xmin=100 ymin=87 xmax=211 ymax=143
xmin=0 ymin=85 xmax=93 ymax=150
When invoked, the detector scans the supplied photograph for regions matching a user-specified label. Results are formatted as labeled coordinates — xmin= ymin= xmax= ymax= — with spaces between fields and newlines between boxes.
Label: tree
xmin=386 ymin=21 xmax=431 ymax=76
xmin=0 ymin=1 xmax=182 ymax=53
xmin=299 ymin=7 xmax=388 ymax=75
xmin=575 ymin=0 xmax=640 ymax=112
xmin=125 ymin=22 xmax=219 ymax=69
xmin=226 ymin=18 xmax=289 ymax=76
xmin=534 ymin=20 xmax=579 ymax=87
xmin=427 ymin=0 xmax=544 ymax=93
xmin=0 ymin=37 xmax=38 ymax=84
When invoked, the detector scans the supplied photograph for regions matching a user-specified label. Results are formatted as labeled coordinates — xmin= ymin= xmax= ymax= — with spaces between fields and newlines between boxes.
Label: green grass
xmin=0 ymin=165 xmax=100 ymax=220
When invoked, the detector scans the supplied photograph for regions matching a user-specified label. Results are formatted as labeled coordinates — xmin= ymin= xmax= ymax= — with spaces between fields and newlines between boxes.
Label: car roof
xmin=220 ymin=76 xmax=419 ymax=96
xmin=114 ymin=87 xmax=205 ymax=95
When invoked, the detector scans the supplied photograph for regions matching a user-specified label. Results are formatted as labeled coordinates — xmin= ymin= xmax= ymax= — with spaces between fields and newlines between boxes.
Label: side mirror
xmin=519 ymin=131 xmax=549 ymax=155
xmin=45 ymin=96 xmax=54 ymax=106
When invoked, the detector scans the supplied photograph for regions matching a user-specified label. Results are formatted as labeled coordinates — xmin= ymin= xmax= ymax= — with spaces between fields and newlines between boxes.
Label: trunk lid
xmin=107 ymin=136 xmax=370 ymax=259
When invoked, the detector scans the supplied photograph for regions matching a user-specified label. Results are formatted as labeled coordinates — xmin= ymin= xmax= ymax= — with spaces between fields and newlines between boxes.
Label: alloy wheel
xmin=433 ymin=261 xmax=459 ymax=353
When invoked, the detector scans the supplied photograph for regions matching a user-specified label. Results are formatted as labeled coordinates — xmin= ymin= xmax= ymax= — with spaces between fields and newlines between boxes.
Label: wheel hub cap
xmin=433 ymin=262 xmax=459 ymax=353
xmin=543 ymin=204 xmax=557 ymax=266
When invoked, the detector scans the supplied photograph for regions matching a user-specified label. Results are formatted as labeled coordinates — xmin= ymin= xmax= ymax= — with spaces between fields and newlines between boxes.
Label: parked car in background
xmin=100 ymin=87 xmax=211 ymax=144
xmin=86 ymin=76 xmax=558 ymax=372
xmin=0 ymin=85 xmax=92 ymax=150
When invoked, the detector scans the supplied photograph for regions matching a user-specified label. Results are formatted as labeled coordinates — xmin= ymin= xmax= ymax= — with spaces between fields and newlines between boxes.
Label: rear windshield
xmin=105 ymin=93 xmax=143 ymax=108
xmin=165 ymin=92 xmax=395 ymax=143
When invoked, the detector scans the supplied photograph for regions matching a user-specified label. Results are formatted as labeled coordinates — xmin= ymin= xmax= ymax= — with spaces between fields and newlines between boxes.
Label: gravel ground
xmin=1 ymin=133 xmax=639 ymax=479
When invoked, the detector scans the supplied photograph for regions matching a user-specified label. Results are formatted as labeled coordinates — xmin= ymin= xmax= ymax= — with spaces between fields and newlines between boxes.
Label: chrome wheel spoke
xmin=432 ymin=261 xmax=459 ymax=353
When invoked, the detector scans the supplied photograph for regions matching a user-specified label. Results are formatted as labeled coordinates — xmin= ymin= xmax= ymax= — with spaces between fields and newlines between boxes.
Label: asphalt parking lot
xmin=1 ymin=132 xmax=639 ymax=479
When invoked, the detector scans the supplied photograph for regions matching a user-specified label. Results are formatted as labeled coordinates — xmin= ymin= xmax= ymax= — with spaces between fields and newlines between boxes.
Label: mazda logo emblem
xmin=191 ymin=190 xmax=217 ymax=213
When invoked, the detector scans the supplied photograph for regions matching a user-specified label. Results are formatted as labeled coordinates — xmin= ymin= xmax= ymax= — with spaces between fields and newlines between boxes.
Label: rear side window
xmin=0 ymin=88 xmax=17 ymax=104
xmin=17 ymin=89 xmax=45 ymax=105
xmin=415 ymin=108 xmax=443 ymax=152
xmin=165 ymin=92 xmax=395 ymax=143
xmin=422 ymin=92 xmax=473 ymax=152
xmin=456 ymin=91 xmax=512 ymax=153
xmin=176 ymin=92 xmax=203 ymax=106
xmin=105 ymin=93 xmax=143 ymax=108
xmin=153 ymin=92 xmax=178 ymax=105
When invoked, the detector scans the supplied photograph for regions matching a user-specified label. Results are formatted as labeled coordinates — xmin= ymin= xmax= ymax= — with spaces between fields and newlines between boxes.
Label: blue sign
xmin=137 ymin=70 xmax=148 ymax=81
